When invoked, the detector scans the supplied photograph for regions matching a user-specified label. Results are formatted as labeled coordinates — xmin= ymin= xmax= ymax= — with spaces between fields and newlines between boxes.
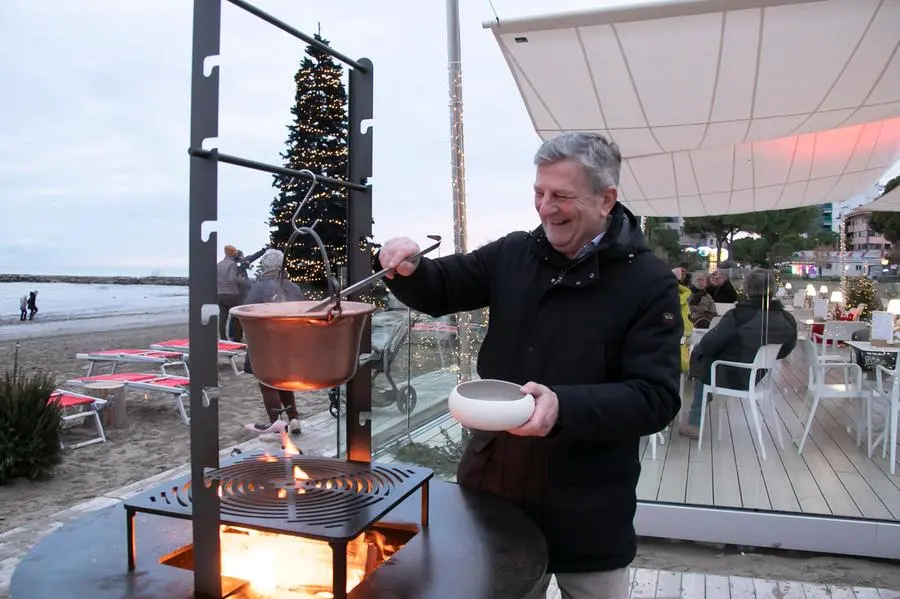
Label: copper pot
xmin=230 ymin=301 xmax=377 ymax=392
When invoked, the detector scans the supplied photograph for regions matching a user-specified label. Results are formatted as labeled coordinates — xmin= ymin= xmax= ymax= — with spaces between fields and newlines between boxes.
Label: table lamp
xmin=888 ymin=299 xmax=900 ymax=316
xmin=829 ymin=290 xmax=844 ymax=318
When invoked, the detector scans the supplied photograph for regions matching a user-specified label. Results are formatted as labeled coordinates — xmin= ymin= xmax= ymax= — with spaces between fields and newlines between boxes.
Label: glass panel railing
xmin=370 ymin=306 xmax=486 ymax=481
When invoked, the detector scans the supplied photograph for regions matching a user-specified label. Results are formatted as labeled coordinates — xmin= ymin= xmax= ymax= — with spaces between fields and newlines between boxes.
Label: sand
xmin=0 ymin=322 xmax=331 ymax=534
xmin=2 ymin=320 xmax=899 ymax=592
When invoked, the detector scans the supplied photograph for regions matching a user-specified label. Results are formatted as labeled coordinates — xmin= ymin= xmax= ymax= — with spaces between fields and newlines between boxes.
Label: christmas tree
xmin=269 ymin=31 xmax=349 ymax=295
xmin=845 ymin=276 xmax=877 ymax=321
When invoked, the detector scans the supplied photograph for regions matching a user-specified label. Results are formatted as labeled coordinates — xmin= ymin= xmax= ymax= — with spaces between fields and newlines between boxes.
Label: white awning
xmin=485 ymin=0 xmax=900 ymax=216
xmin=865 ymin=184 xmax=900 ymax=211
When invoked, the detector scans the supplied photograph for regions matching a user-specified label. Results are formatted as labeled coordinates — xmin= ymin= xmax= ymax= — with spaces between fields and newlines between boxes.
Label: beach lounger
xmin=65 ymin=373 xmax=202 ymax=425
xmin=150 ymin=338 xmax=246 ymax=376
xmin=50 ymin=389 xmax=107 ymax=450
xmin=75 ymin=349 xmax=188 ymax=376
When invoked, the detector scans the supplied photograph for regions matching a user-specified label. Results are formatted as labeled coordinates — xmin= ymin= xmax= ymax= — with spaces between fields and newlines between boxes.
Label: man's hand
xmin=379 ymin=237 xmax=421 ymax=279
xmin=508 ymin=382 xmax=559 ymax=437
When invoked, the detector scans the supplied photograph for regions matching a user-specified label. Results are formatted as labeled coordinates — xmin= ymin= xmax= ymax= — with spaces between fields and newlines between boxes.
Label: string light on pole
xmin=839 ymin=201 xmax=847 ymax=301
xmin=446 ymin=0 xmax=472 ymax=382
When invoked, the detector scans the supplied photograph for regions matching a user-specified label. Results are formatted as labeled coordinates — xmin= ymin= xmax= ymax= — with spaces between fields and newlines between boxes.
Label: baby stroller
xmin=329 ymin=309 xmax=417 ymax=417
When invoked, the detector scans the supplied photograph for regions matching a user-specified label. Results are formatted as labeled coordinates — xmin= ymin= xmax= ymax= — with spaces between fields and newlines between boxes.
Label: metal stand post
xmin=446 ymin=0 xmax=472 ymax=382
xmin=187 ymin=1 xmax=223 ymax=596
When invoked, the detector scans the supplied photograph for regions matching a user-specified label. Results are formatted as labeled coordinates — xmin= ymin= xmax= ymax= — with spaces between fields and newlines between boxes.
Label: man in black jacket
xmin=680 ymin=268 xmax=798 ymax=439
xmin=378 ymin=132 xmax=682 ymax=598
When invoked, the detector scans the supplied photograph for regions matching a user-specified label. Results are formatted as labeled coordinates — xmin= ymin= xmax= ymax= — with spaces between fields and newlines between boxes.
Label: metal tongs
xmin=304 ymin=235 xmax=442 ymax=313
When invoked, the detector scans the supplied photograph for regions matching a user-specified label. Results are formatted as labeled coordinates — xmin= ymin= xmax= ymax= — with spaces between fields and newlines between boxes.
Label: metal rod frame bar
xmin=187 ymin=1 xmax=374 ymax=596
xmin=224 ymin=0 xmax=369 ymax=72
xmin=189 ymin=148 xmax=369 ymax=192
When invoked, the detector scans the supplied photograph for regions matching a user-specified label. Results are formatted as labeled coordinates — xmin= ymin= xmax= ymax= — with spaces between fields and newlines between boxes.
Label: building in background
xmin=830 ymin=182 xmax=887 ymax=233
xmin=790 ymin=249 xmax=886 ymax=278
xmin=816 ymin=203 xmax=833 ymax=230
xmin=846 ymin=207 xmax=892 ymax=252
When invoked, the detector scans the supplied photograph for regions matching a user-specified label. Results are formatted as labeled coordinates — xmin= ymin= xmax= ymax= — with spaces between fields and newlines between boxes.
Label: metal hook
xmin=278 ymin=169 xmax=341 ymax=311
xmin=289 ymin=169 xmax=318 ymax=234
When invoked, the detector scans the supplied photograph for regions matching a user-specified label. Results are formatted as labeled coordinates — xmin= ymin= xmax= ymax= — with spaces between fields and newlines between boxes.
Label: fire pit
xmin=123 ymin=441 xmax=433 ymax=597
xmin=10 ymin=2 xmax=548 ymax=597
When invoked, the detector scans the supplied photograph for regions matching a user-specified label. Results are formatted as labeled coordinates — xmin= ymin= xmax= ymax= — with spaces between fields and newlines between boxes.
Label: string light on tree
xmin=269 ymin=31 xmax=350 ymax=296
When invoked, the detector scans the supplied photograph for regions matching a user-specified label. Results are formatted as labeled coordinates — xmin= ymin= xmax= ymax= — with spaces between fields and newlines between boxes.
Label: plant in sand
xmin=0 ymin=346 xmax=62 ymax=484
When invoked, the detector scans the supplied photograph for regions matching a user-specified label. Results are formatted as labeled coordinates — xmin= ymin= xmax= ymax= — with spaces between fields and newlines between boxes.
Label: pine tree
xmin=845 ymin=276 xmax=878 ymax=321
xmin=269 ymin=32 xmax=349 ymax=296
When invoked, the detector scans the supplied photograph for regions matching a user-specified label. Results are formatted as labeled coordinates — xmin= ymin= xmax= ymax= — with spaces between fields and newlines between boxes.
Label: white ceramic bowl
xmin=448 ymin=379 xmax=535 ymax=431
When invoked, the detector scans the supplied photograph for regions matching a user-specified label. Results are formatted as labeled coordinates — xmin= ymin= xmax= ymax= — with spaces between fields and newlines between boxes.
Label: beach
xmin=1 ymin=309 xmax=900 ymax=594
xmin=0 ymin=320 xmax=331 ymax=534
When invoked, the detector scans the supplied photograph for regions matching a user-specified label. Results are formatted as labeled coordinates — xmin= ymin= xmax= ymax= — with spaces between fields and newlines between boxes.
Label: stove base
xmin=11 ymin=480 xmax=548 ymax=599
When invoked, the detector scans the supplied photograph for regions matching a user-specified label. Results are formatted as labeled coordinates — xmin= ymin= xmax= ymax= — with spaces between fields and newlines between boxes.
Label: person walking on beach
xmin=217 ymin=245 xmax=244 ymax=342
xmin=26 ymin=291 xmax=38 ymax=321
xmin=19 ymin=295 xmax=27 ymax=321
xmin=241 ymin=249 xmax=304 ymax=439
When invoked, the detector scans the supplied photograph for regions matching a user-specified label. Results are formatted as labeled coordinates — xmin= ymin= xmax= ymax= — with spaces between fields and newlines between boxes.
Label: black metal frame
xmin=187 ymin=1 xmax=374 ymax=596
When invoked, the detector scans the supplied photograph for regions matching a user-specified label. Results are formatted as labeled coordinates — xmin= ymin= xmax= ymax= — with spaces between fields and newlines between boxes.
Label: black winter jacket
xmin=383 ymin=204 xmax=683 ymax=573
xmin=689 ymin=298 xmax=798 ymax=388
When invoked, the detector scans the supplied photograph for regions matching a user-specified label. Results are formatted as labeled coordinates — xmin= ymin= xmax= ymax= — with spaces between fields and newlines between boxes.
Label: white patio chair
xmin=795 ymin=338 xmax=870 ymax=455
xmin=698 ymin=344 xmax=784 ymax=461
xmin=871 ymin=364 xmax=900 ymax=474
xmin=812 ymin=321 xmax=869 ymax=362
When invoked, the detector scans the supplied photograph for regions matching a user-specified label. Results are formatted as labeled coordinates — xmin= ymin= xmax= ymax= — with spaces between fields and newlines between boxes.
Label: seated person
xmin=673 ymin=268 xmax=693 ymax=374
xmin=688 ymin=271 xmax=718 ymax=328
xmin=709 ymin=269 xmax=739 ymax=303
xmin=679 ymin=268 xmax=798 ymax=439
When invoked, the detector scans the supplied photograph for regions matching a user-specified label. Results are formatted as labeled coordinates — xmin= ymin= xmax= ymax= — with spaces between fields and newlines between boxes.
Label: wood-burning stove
xmin=124 ymin=451 xmax=433 ymax=597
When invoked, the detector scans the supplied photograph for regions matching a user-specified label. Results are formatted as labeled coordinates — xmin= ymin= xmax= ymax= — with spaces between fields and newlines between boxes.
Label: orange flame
xmin=219 ymin=527 xmax=397 ymax=597
xmin=281 ymin=430 xmax=300 ymax=456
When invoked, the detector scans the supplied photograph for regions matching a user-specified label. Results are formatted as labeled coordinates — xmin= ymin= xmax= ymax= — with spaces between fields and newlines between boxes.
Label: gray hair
xmin=534 ymin=132 xmax=622 ymax=194
xmin=692 ymin=270 xmax=708 ymax=283
xmin=745 ymin=268 xmax=775 ymax=298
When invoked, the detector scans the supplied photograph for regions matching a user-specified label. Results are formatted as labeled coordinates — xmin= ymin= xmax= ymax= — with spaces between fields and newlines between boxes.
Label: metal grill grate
xmin=124 ymin=452 xmax=432 ymax=543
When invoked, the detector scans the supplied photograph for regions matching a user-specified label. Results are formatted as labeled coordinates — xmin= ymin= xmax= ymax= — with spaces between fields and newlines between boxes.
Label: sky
xmin=2 ymin=0 xmax=899 ymax=277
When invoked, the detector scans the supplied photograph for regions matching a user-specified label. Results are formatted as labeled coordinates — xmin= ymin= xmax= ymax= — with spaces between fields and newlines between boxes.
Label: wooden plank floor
xmin=642 ymin=350 xmax=900 ymax=519
xmin=545 ymin=568 xmax=900 ymax=599
xmin=373 ymin=349 xmax=900 ymax=520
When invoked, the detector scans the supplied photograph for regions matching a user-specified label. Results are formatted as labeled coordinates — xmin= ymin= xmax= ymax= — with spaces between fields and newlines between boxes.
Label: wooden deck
xmin=640 ymin=350 xmax=900 ymax=519
xmin=547 ymin=569 xmax=900 ymax=599
xmin=372 ymin=349 xmax=900 ymax=521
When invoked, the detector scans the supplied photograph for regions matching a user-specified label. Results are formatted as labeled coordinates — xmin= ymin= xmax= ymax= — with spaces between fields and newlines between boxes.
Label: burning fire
xmin=215 ymin=428 xmax=400 ymax=597
xmin=219 ymin=527 xmax=397 ymax=598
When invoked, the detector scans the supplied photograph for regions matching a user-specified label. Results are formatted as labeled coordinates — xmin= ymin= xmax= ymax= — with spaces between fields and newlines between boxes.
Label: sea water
xmin=0 ymin=282 xmax=188 ymax=324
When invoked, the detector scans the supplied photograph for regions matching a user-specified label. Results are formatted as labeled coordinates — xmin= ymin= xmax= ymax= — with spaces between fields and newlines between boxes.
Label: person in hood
xmin=242 ymin=249 xmax=304 ymax=438
xmin=26 ymin=291 xmax=38 ymax=320
xmin=378 ymin=132 xmax=682 ymax=598
xmin=680 ymin=268 xmax=797 ymax=439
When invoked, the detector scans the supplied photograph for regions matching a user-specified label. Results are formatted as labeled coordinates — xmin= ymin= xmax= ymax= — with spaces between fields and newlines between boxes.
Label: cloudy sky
xmin=2 ymin=0 xmax=898 ymax=276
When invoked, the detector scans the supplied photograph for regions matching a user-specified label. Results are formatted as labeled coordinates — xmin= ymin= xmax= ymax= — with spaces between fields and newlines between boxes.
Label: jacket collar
xmin=527 ymin=203 xmax=649 ymax=266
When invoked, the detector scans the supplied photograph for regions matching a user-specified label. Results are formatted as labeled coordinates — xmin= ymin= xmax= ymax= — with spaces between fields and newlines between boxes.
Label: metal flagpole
xmin=447 ymin=0 xmax=472 ymax=381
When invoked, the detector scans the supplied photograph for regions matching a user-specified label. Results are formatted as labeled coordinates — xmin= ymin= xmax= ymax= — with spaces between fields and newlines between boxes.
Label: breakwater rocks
xmin=0 ymin=274 xmax=188 ymax=286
